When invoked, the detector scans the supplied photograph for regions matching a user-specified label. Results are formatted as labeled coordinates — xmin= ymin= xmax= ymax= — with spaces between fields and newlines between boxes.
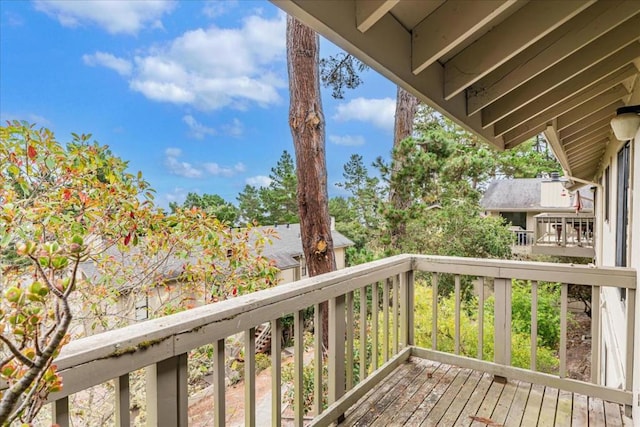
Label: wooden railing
xmin=44 ymin=255 xmax=635 ymax=426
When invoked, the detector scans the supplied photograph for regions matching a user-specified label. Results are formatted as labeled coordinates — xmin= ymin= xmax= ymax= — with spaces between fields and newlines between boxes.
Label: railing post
xmin=245 ymin=327 xmax=256 ymax=427
xmin=155 ymin=354 xmax=188 ymax=427
xmin=272 ymin=319 xmax=283 ymax=426
xmin=493 ymin=278 xmax=511 ymax=381
xmin=52 ymin=397 xmax=70 ymax=427
xmin=115 ymin=374 xmax=130 ymax=427
xmin=312 ymin=306 xmax=323 ymax=417
xmin=591 ymin=286 xmax=601 ymax=384
xmin=213 ymin=338 xmax=226 ymax=427
xmin=399 ymin=273 xmax=408 ymax=349
xmin=328 ymin=295 xmax=346 ymax=411
xmin=625 ymin=288 xmax=636 ymax=417
xmin=561 ymin=217 xmax=567 ymax=246
xmin=407 ymin=270 xmax=415 ymax=346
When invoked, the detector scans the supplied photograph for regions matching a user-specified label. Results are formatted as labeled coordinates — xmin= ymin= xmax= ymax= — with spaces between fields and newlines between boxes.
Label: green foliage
xmin=171 ymin=192 xmax=239 ymax=225
xmin=319 ymin=53 xmax=369 ymax=100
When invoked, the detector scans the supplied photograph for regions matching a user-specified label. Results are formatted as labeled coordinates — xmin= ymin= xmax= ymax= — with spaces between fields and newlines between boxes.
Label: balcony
xmin=532 ymin=214 xmax=596 ymax=258
xmin=45 ymin=255 xmax=635 ymax=426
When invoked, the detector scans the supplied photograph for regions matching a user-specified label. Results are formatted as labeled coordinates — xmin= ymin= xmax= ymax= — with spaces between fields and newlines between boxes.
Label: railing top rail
xmin=534 ymin=212 xmax=595 ymax=218
xmin=412 ymin=255 xmax=636 ymax=288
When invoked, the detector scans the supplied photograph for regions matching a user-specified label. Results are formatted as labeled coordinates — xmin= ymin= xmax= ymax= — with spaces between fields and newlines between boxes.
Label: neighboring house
xmin=481 ymin=174 xmax=595 ymax=257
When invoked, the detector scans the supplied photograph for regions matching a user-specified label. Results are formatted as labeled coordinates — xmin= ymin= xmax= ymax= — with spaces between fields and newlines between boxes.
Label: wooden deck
xmin=339 ymin=357 xmax=628 ymax=426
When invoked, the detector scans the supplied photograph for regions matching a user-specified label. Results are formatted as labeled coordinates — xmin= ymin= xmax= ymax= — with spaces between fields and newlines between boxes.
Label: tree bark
xmin=389 ymin=86 xmax=420 ymax=248
xmin=286 ymin=16 xmax=335 ymax=349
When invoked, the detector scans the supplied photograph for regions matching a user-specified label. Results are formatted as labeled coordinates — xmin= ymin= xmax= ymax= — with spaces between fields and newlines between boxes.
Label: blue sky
xmin=0 ymin=0 xmax=398 ymax=208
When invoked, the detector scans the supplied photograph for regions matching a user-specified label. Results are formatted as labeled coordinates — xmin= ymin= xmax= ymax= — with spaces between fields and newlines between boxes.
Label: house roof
xmin=273 ymin=1 xmax=640 ymax=184
xmin=260 ymin=223 xmax=354 ymax=269
xmin=480 ymin=178 xmax=594 ymax=212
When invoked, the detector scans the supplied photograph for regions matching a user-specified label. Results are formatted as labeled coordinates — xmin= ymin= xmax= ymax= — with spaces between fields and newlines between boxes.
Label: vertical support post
xmin=399 ymin=273 xmax=408 ymax=349
xmin=213 ymin=338 xmax=226 ymax=427
xmin=156 ymin=354 xmax=188 ymax=427
xmin=328 ymin=295 xmax=346 ymax=407
xmin=272 ymin=319 xmax=282 ymax=426
xmin=245 ymin=328 xmax=256 ymax=427
xmin=625 ymin=288 xmax=636 ymax=417
xmin=477 ymin=277 xmax=484 ymax=360
xmin=591 ymin=286 xmax=601 ymax=384
xmin=313 ymin=305 xmax=323 ymax=417
xmin=392 ymin=275 xmax=399 ymax=355
xmin=294 ymin=311 xmax=304 ymax=427
xmin=115 ymin=374 xmax=130 ymax=427
xmin=454 ymin=275 xmax=461 ymax=355
xmin=432 ymin=273 xmax=438 ymax=350
xmin=52 ymin=397 xmax=70 ymax=427
xmin=359 ymin=286 xmax=368 ymax=380
xmin=407 ymin=270 xmax=415 ymax=346
xmin=493 ymin=278 xmax=511 ymax=379
xmin=372 ymin=282 xmax=379 ymax=371
xmin=383 ymin=280 xmax=390 ymax=362
xmin=531 ymin=281 xmax=538 ymax=371
xmin=561 ymin=217 xmax=567 ymax=246
xmin=345 ymin=291 xmax=354 ymax=390
xmin=145 ymin=365 xmax=157 ymax=427
xmin=560 ymin=284 xmax=568 ymax=378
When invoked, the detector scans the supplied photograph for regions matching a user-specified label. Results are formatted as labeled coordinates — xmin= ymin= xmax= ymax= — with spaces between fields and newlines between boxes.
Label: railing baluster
xmin=346 ymin=291 xmax=354 ymax=390
xmin=400 ymin=273 xmax=408 ymax=349
xmin=477 ymin=277 xmax=484 ymax=360
xmin=313 ymin=305 xmax=323 ymax=417
xmin=494 ymin=278 xmax=511 ymax=368
xmin=591 ymin=286 xmax=601 ymax=384
xmin=383 ymin=280 xmax=390 ymax=362
xmin=372 ymin=282 xmax=379 ymax=370
xmin=359 ymin=286 xmax=368 ymax=380
xmin=328 ymin=295 xmax=346 ymax=408
xmin=52 ymin=397 xmax=70 ymax=427
xmin=392 ymin=275 xmax=399 ymax=355
xmin=115 ymin=373 xmax=130 ymax=427
xmin=407 ymin=270 xmax=415 ymax=346
xmin=213 ymin=338 xmax=226 ymax=427
xmin=454 ymin=274 xmax=461 ymax=355
xmin=294 ymin=311 xmax=304 ymax=426
xmin=625 ymin=288 xmax=635 ymax=397
xmin=156 ymin=354 xmax=188 ymax=427
xmin=531 ymin=281 xmax=538 ymax=371
xmin=245 ymin=327 xmax=256 ymax=427
xmin=559 ymin=283 xmax=568 ymax=378
xmin=432 ymin=273 xmax=438 ymax=350
xmin=271 ymin=319 xmax=282 ymax=426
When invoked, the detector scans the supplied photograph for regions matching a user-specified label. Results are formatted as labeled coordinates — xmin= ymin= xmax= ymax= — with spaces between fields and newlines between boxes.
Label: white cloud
xmin=87 ymin=12 xmax=286 ymax=111
xmin=202 ymin=0 xmax=237 ymax=18
xmin=83 ymin=52 xmax=132 ymax=76
xmin=334 ymin=97 xmax=396 ymax=132
xmin=203 ymin=162 xmax=246 ymax=177
xmin=328 ymin=134 xmax=365 ymax=146
xmin=183 ymin=115 xmax=216 ymax=139
xmin=164 ymin=148 xmax=202 ymax=178
xmin=246 ymin=175 xmax=271 ymax=187
xmin=34 ymin=0 xmax=175 ymax=34
xmin=0 ymin=111 xmax=50 ymax=125
xmin=164 ymin=187 xmax=189 ymax=204
xmin=223 ymin=118 xmax=243 ymax=137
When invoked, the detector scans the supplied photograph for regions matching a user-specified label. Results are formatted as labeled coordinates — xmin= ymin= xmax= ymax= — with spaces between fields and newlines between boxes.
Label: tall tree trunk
xmin=389 ymin=86 xmax=420 ymax=248
xmin=286 ymin=16 xmax=335 ymax=349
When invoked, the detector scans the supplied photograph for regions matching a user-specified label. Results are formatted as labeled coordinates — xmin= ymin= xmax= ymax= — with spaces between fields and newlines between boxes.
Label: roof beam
xmin=557 ymin=98 xmax=626 ymax=131
xmin=558 ymin=101 xmax=622 ymax=138
xmin=481 ymin=15 xmax=640 ymax=127
xmin=443 ymin=0 xmax=594 ymax=100
xmin=356 ymin=0 xmax=399 ymax=33
xmin=504 ymin=124 xmax=546 ymax=149
xmin=565 ymin=134 xmax=609 ymax=156
xmin=543 ymin=125 xmax=572 ymax=174
xmin=467 ymin=1 xmax=640 ymax=114
xmin=571 ymin=154 xmax=605 ymax=171
xmin=562 ymin=119 xmax=611 ymax=145
xmin=411 ymin=1 xmax=516 ymax=75
xmin=499 ymin=66 xmax=636 ymax=143
xmin=494 ymin=45 xmax=640 ymax=135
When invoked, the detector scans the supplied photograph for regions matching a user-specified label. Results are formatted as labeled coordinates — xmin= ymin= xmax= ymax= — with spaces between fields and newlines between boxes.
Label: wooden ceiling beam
xmin=562 ymin=119 xmax=611 ymax=146
xmin=481 ymin=16 xmax=640 ymax=127
xmin=494 ymin=45 xmax=640 ymax=135
xmin=411 ymin=1 xmax=515 ymax=75
xmin=565 ymin=138 xmax=608 ymax=158
xmin=356 ymin=0 xmax=400 ymax=33
xmin=559 ymin=101 xmax=621 ymax=138
xmin=467 ymin=1 xmax=640 ymax=114
xmin=500 ymin=71 xmax=633 ymax=143
xmin=443 ymin=0 xmax=594 ymax=100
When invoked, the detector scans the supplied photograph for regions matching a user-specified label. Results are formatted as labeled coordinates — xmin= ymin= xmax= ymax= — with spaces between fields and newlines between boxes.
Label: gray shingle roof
xmin=480 ymin=178 xmax=593 ymax=211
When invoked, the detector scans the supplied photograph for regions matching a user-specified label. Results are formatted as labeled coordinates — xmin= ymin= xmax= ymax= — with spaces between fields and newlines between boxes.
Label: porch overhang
xmin=272 ymin=0 xmax=640 ymax=182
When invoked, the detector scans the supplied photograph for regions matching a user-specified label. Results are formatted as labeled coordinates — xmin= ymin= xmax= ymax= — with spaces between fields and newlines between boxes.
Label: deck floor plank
xmin=469 ymin=381 xmax=505 ymax=427
xmin=537 ymin=386 xmax=559 ymax=426
xmin=503 ymin=381 xmax=531 ymax=427
xmin=336 ymin=358 xmax=627 ymax=427
xmin=385 ymin=362 xmax=452 ymax=426
xmin=420 ymin=368 xmax=473 ymax=426
xmin=437 ymin=370 xmax=484 ymax=426
xmin=554 ymin=389 xmax=572 ymax=426
xmin=403 ymin=365 xmax=463 ymax=425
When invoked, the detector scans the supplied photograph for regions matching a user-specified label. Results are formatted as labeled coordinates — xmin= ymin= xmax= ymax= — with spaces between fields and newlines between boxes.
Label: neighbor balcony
xmin=532 ymin=214 xmax=596 ymax=258
xmin=46 ymin=255 xmax=635 ymax=426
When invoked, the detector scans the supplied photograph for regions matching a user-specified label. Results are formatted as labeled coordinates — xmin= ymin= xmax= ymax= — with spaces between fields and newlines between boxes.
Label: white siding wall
xmin=630 ymin=127 xmax=640 ymax=422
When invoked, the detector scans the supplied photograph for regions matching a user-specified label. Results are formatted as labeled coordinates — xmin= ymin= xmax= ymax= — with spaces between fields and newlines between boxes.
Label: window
xmin=499 ymin=212 xmax=526 ymax=229
xmin=301 ymin=256 xmax=307 ymax=277
xmin=615 ymin=143 xmax=630 ymax=301
xmin=135 ymin=294 xmax=149 ymax=321
xmin=604 ymin=166 xmax=610 ymax=222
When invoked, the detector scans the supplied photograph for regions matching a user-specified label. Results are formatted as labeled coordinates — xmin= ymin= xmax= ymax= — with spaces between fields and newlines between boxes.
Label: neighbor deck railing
xmin=44 ymin=255 xmax=636 ymax=426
